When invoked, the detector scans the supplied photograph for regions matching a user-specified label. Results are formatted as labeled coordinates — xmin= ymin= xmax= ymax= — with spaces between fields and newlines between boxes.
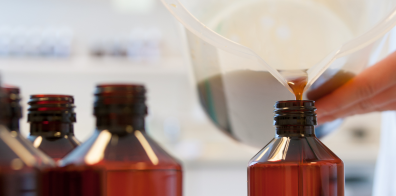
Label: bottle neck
xmin=275 ymin=126 xmax=315 ymax=137
xmin=0 ymin=117 xmax=20 ymax=132
xmin=95 ymin=114 xmax=145 ymax=134
xmin=30 ymin=121 xmax=74 ymax=137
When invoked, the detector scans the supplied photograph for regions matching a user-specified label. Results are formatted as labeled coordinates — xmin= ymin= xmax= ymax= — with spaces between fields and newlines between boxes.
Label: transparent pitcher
xmin=162 ymin=0 xmax=396 ymax=148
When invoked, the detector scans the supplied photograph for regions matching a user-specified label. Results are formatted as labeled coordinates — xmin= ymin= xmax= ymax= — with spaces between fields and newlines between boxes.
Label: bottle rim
xmin=95 ymin=84 xmax=145 ymax=94
xmin=28 ymin=95 xmax=74 ymax=109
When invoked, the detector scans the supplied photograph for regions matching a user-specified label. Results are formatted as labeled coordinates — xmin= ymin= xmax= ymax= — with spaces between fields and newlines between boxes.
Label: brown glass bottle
xmin=60 ymin=84 xmax=183 ymax=196
xmin=27 ymin=95 xmax=80 ymax=162
xmin=248 ymin=100 xmax=344 ymax=196
xmin=0 ymin=86 xmax=55 ymax=196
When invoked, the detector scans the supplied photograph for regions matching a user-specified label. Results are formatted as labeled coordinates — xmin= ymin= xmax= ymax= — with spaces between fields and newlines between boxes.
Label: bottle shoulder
xmin=0 ymin=129 xmax=55 ymax=169
xmin=28 ymin=134 xmax=80 ymax=145
xmin=248 ymin=136 xmax=342 ymax=166
xmin=28 ymin=135 xmax=79 ymax=161
xmin=61 ymin=130 xmax=181 ymax=170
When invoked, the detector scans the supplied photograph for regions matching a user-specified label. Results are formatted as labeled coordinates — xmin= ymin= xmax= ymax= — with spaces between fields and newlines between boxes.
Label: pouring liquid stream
xmin=287 ymin=77 xmax=308 ymax=100
xmin=280 ymin=70 xmax=308 ymax=100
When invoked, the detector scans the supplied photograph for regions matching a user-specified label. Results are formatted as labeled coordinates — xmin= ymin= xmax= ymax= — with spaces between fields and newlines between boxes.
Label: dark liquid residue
xmin=307 ymin=70 xmax=355 ymax=100
xmin=286 ymin=70 xmax=355 ymax=101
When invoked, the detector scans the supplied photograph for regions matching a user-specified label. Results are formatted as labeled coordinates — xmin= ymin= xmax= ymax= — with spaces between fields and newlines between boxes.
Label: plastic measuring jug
xmin=162 ymin=0 xmax=396 ymax=148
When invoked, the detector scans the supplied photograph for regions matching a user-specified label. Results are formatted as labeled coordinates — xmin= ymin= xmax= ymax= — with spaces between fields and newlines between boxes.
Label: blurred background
xmin=0 ymin=0 xmax=381 ymax=195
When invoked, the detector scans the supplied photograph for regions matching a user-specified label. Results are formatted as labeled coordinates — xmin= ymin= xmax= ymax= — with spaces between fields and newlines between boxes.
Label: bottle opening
xmin=4 ymin=85 xmax=20 ymax=98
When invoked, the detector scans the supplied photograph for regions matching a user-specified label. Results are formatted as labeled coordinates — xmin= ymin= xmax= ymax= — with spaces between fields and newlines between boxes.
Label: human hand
xmin=314 ymin=50 xmax=396 ymax=124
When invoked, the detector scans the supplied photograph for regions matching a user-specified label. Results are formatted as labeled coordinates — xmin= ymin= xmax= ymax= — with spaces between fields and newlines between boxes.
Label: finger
xmin=315 ymin=51 xmax=396 ymax=116
xmin=374 ymin=100 xmax=396 ymax=111
xmin=317 ymin=85 xmax=396 ymax=123
xmin=318 ymin=101 xmax=396 ymax=124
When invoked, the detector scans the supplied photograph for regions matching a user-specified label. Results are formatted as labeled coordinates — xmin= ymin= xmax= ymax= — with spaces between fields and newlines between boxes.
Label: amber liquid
xmin=278 ymin=69 xmax=308 ymax=100
xmin=307 ymin=70 xmax=355 ymax=100
xmin=45 ymin=164 xmax=183 ymax=196
xmin=287 ymin=76 xmax=308 ymax=100
xmin=42 ymin=165 xmax=105 ymax=196
xmin=287 ymin=70 xmax=356 ymax=101
xmin=249 ymin=161 xmax=344 ymax=196
xmin=107 ymin=169 xmax=182 ymax=196
xmin=44 ymin=130 xmax=183 ymax=196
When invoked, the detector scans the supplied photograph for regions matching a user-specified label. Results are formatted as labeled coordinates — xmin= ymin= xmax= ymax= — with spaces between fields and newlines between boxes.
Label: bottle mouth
xmin=94 ymin=83 xmax=147 ymax=115
xmin=274 ymin=100 xmax=317 ymax=126
xmin=95 ymin=84 xmax=146 ymax=102
xmin=3 ymin=85 xmax=20 ymax=100
xmin=28 ymin=95 xmax=75 ymax=111
xmin=275 ymin=100 xmax=315 ymax=110
xmin=96 ymin=84 xmax=145 ymax=92
xmin=3 ymin=86 xmax=21 ymax=103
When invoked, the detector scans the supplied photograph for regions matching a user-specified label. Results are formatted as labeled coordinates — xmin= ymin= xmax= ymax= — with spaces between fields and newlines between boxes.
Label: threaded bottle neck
xmin=28 ymin=95 xmax=76 ymax=137
xmin=94 ymin=84 xmax=147 ymax=134
xmin=1 ymin=86 xmax=22 ymax=132
xmin=274 ymin=100 xmax=317 ymax=137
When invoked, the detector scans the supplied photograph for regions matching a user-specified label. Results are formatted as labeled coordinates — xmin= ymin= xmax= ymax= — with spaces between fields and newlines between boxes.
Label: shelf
xmin=0 ymin=56 xmax=187 ymax=75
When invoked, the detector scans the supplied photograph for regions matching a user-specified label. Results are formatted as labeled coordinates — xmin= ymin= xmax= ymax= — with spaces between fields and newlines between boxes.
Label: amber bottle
xmin=27 ymin=95 xmax=80 ymax=162
xmin=0 ymin=86 xmax=54 ymax=196
xmin=60 ymin=84 xmax=183 ymax=196
xmin=248 ymin=100 xmax=344 ymax=196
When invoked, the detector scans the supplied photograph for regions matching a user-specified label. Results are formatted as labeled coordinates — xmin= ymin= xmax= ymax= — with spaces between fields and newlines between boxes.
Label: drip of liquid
xmin=279 ymin=70 xmax=308 ymax=100
xmin=287 ymin=77 xmax=308 ymax=100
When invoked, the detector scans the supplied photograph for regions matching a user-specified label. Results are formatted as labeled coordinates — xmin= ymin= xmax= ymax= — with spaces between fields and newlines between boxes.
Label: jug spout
xmin=279 ymin=69 xmax=308 ymax=100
